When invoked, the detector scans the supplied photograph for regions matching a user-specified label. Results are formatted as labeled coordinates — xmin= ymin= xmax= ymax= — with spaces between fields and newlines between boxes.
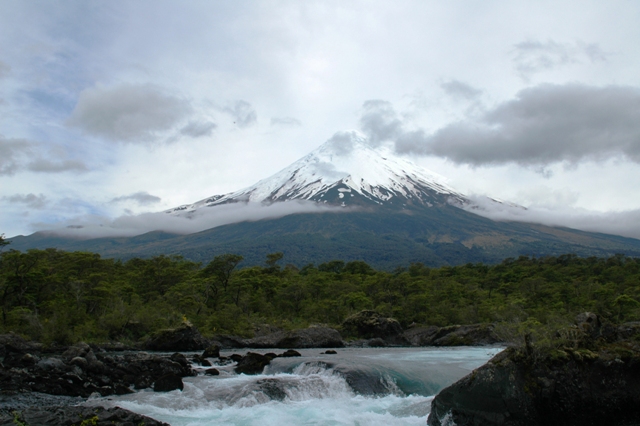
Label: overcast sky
xmin=2 ymin=1 xmax=640 ymax=240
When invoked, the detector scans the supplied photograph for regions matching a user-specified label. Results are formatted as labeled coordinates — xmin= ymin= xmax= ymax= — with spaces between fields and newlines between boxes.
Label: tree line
xmin=1 ymin=242 xmax=639 ymax=345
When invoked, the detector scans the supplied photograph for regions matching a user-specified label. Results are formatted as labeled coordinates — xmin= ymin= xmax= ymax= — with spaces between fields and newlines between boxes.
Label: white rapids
xmin=85 ymin=346 xmax=502 ymax=426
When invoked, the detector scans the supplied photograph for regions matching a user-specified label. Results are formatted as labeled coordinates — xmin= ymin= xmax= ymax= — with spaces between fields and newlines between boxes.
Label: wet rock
xmin=237 ymin=325 xmax=345 ymax=349
xmin=201 ymin=359 xmax=212 ymax=366
xmin=402 ymin=326 xmax=440 ymax=346
xmin=341 ymin=311 xmax=404 ymax=343
xmin=2 ymin=405 xmax=168 ymax=426
xmin=211 ymin=334 xmax=247 ymax=349
xmin=202 ymin=344 xmax=221 ymax=359
xmin=169 ymin=352 xmax=190 ymax=368
xmin=153 ymin=373 xmax=184 ymax=392
xmin=69 ymin=356 xmax=88 ymax=370
xmin=205 ymin=368 xmax=220 ymax=376
xmin=0 ymin=333 xmax=42 ymax=357
xmin=280 ymin=349 xmax=301 ymax=357
xmin=144 ymin=323 xmax=209 ymax=351
xmin=322 ymin=350 xmax=338 ymax=354
xmin=276 ymin=326 xmax=344 ymax=348
xmin=366 ymin=338 xmax=387 ymax=347
xmin=62 ymin=342 xmax=92 ymax=361
xmin=235 ymin=352 xmax=271 ymax=375
xmin=36 ymin=358 xmax=67 ymax=371
xmin=229 ymin=354 xmax=243 ymax=363
xmin=257 ymin=378 xmax=287 ymax=401
xmin=432 ymin=324 xmax=501 ymax=346
xmin=428 ymin=344 xmax=640 ymax=426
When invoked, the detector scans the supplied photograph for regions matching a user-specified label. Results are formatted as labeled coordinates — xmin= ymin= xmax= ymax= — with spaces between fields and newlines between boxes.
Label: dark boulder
xmin=257 ymin=378 xmax=287 ymax=401
xmin=211 ymin=334 xmax=247 ymax=349
xmin=432 ymin=324 xmax=501 ymax=346
xmin=144 ymin=323 xmax=209 ymax=351
xmin=153 ymin=373 xmax=184 ymax=392
xmin=428 ymin=343 xmax=640 ymax=426
xmin=2 ymin=405 xmax=169 ymax=426
xmin=0 ymin=333 xmax=42 ymax=357
xmin=276 ymin=326 xmax=344 ymax=348
xmin=280 ymin=349 xmax=301 ymax=357
xmin=234 ymin=326 xmax=345 ymax=349
xmin=205 ymin=368 xmax=220 ymax=376
xmin=202 ymin=344 xmax=221 ymax=358
xmin=235 ymin=352 xmax=271 ymax=375
xmin=0 ymin=348 xmax=196 ymax=398
xmin=341 ymin=311 xmax=404 ymax=343
xmin=402 ymin=326 xmax=440 ymax=346
xmin=402 ymin=324 xmax=501 ymax=347
xmin=229 ymin=353 xmax=243 ymax=363
xmin=169 ymin=352 xmax=190 ymax=368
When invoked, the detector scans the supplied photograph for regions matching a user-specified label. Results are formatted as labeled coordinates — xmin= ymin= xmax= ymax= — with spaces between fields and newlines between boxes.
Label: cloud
xmin=359 ymin=100 xmax=403 ymax=147
xmin=512 ymin=39 xmax=609 ymax=79
xmin=271 ymin=116 xmax=302 ymax=127
xmin=323 ymin=131 xmax=359 ymax=156
xmin=1 ymin=135 xmax=90 ymax=175
xmin=180 ymin=121 xmax=217 ymax=138
xmin=440 ymin=80 xmax=482 ymax=101
xmin=223 ymin=100 xmax=257 ymax=128
xmin=464 ymin=195 xmax=640 ymax=240
xmin=0 ymin=136 xmax=31 ymax=175
xmin=394 ymin=83 xmax=640 ymax=167
xmin=5 ymin=193 xmax=48 ymax=209
xmin=0 ymin=61 xmax=10 ymax=79
xmin=27 ymin=159 xmax=88 ymax=173
xmin=67 ymin=84 xmax=191 ymax=142
xmin=110 ymin=191 xmax=162 ymax=206
xmin=38 ymin=201 xmax=343 ymax=239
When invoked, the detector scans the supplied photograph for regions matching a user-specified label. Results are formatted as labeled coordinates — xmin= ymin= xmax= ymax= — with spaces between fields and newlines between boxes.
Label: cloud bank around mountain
xmin=36 ymin=200 xmax=344 ymax=239
xmin=464 ymin=195 xmax=640 ymax=240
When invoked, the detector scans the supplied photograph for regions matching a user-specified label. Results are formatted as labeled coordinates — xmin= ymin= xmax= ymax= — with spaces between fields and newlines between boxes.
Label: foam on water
xmin=88 ymin=347 xmax=501 ymax=425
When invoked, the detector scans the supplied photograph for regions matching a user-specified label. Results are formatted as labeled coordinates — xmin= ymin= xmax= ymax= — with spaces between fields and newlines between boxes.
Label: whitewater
xmin=86 ymin=347 xmax=502 ymax=426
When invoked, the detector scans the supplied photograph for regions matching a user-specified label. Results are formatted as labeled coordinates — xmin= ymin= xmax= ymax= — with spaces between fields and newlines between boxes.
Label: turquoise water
xmin=88 ymin=347 xmax=502 ymax=426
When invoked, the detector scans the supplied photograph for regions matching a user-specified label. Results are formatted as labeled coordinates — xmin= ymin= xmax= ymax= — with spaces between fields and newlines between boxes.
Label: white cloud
xmin=110 ymin=191 xmax=162 ymax=206
xmin=223 ymin=100 xmax=257 ymax=128
xmin=511 ymin=39 xmax=610 ymax=80
xmin=271 ymin=116 xmax=301 ymax=127
xmin=38 ymin=201 xmax=344 ymax=239
xmin=465 ymin=195 xmax=640 ymax=240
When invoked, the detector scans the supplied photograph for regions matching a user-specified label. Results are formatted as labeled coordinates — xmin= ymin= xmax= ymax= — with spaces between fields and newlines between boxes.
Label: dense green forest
xmin=1 ymin=236 xmax=640 ymax=345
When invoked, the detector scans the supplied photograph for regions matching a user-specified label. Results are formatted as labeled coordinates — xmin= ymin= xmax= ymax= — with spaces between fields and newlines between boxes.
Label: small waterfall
xmin=86 ymin=347 xmax=502 ymax=426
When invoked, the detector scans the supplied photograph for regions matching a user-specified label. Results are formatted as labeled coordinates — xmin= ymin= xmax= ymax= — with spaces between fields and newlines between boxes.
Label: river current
xmin=87 ymin=346 xmax=502 ymax=426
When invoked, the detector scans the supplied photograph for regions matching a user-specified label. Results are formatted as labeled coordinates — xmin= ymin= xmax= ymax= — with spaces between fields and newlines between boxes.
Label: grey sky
xmin=2 ymin=1 xmax=640 ymax=240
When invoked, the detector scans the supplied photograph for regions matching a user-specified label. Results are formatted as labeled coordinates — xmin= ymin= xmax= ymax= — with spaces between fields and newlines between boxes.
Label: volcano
xmin=9 ymin=132 xmax=640 ymax=268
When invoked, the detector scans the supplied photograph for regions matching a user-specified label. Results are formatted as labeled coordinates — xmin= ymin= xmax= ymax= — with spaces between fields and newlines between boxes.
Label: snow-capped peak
xmin=168 ymin=131 xmax=467 ymax=214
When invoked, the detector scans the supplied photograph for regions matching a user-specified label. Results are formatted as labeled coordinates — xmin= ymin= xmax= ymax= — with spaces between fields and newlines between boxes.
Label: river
xmin=87 ymin=346 xmax=502 ymax=425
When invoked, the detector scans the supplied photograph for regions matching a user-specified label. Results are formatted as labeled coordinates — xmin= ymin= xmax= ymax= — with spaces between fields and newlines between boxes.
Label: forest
xmin=1 ymin=236 xmax=640 ymax=346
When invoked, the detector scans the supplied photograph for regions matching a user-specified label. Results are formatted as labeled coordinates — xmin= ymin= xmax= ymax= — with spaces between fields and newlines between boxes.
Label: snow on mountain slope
xmin=168 ymin=131 xmax=468 ymax=215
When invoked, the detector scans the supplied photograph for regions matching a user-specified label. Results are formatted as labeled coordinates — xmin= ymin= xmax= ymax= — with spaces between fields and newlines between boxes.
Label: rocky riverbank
xmin=0 ymin=312 xmax=505 ymax=425
xmin=428 ymin=314 xmax=640 ymax=426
